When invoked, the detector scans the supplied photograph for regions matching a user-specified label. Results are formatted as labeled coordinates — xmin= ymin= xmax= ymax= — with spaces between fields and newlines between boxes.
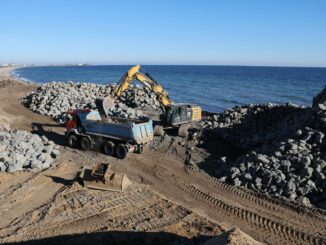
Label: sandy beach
xmin=0 ymin=66 xmax=15 ymax=79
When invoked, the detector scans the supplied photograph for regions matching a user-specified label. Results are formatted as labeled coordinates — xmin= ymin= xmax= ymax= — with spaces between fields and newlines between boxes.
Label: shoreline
xmin=0 ymin=66 xmax=36 ymax=85
xmin=0 ymin=66 xmax=16 ymax=80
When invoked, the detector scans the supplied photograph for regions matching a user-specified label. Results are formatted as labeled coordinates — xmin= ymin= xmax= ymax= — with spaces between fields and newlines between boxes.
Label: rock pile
xmin=0 ymin=127 xmax=59 ymax=172
xmin=22 ymin=82 xmax=161 ymax=122
xmin=197 ymin=103 xmax=311 ymax=150
xmin=188 ymin=87 xmax=326 ymax=206
xmin=313 ymin=86 xmax=326 ymax=131
xmin=213 ymin=126 xmax=326 ymax=205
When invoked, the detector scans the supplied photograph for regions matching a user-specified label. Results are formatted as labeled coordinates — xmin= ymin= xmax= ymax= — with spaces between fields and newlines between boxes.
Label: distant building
xmin=1 ymin=63 xmax=24 ymax=67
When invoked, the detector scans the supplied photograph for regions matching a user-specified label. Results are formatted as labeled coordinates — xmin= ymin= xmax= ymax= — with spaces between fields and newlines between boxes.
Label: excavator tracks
xmin=0 ymin=184 xmax=190 ymax=243
xmin=153 ymin=165 xmax=326 ymax=245
xmin=185 ymin=165 xmax=326 ymax=218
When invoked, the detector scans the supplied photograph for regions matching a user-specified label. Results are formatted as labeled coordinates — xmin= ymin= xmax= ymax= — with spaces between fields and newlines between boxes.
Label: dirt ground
xmin=0 ymin=73 xmax=325 ymax=245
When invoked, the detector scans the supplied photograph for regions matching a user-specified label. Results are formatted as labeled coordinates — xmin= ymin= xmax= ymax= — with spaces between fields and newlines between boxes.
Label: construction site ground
xmin=0 ymin=79 xmax=325 ymax=245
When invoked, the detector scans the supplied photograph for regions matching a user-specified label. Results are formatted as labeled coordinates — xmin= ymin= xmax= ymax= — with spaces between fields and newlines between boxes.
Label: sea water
xmin=13 ymin=65 xmax=326 ymax=112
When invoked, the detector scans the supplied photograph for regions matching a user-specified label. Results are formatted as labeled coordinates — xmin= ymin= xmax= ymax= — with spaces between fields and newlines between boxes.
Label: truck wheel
xmin=80 ymin=137 xmax=92 ymax=151
xmin=68 ymin=134 xmax=79 ymax=148
xmin=137 ymin=144 xmax=143 ymax=154
xmin=154 ymin=125 xmax=164 ymax=136
xmin=103 ymin=140 xmax=115 ymax=156
xmin=116 ymin=144 xmax=127 ymax=159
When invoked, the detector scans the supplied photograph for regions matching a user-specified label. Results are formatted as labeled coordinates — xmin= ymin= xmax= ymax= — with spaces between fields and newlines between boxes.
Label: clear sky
xmin=1 ymin=0 xmax=326 ymax=67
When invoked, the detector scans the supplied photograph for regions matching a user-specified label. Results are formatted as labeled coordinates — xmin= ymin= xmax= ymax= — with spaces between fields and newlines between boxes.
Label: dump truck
xmin=65 ymin=109 xmax=153 ymax=159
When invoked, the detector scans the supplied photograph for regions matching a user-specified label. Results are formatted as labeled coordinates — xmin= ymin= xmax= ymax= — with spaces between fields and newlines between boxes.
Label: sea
xmin=13 ymin=65 xmax=326 ymax=113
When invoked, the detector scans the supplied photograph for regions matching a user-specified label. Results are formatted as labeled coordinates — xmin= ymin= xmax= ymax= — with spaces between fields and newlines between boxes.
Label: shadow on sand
xmin=31 ymin=122 xmax=67 ymax=146
xmin=3 ymin=230 xmax=213 ymax=245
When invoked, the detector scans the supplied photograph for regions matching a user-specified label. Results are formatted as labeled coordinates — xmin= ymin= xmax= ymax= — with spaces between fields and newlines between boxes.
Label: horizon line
xmin=7 ymin=63 xmax=326 ymax=69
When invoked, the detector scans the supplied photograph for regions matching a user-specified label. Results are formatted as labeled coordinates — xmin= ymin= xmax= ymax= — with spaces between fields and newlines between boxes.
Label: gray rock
xmin=218 ymin=157 xmax=227 ymax=165
xmin=256 ymin=154 xmax=269 ymax=164
xmin=281 ymin=160 xmax=291 ymax=173
xmin=244 ymin=173 xmax=252 ymax=180
xmin=233 ymin=177 xmax=242 ymax=187
xmin=239 ymin=163 xmax=246 ymax=172
xmin=299 ymin=156 xmax=311 ymax=167
xmin=287 ymin=178 xmax=296 ymax=193
xmin=255 ymin=177 xmax=262 ymax=187
xmin=230 ymin=167 xmax=240 ymax=179
xmin=302 ymin=167 xmax=313 ymax=178
xmin=315 ymin=132 xmax=324 ymax=144
xmin=296 ymin=129 xmax=303 ymax=136
xmin=307 ymin=180 xmax=317 ymax=190
xmin=219 ymin=176 xmax=227 ymax=182
xmin=297 ymin=196 xmax=311 ymax=207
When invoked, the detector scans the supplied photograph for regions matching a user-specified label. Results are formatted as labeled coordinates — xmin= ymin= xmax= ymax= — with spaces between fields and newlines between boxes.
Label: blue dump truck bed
xmin=77 ymin=111 xmax=153 ymax=145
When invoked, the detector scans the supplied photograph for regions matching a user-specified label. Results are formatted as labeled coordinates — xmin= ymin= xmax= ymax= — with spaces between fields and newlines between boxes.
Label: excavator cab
xmin=165 ymin=104 xmax=189 ymax=126
xmin=165 ymin=104 xmax=201 ymax=126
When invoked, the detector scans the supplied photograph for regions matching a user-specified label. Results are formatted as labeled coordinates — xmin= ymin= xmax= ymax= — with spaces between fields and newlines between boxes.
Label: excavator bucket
xmin=80 ymin=163 xmax=131 ymax=192
xmin=95 ymin=96 xmax=116 ymax=119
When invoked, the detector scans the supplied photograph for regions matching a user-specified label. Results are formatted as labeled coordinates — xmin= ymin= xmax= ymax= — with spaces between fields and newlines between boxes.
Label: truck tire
xmin=137 ymin=144 xmax=143 ymax=154
xmin=103 ymin=140 xmax=115 ymax=156
xmin=116 ymin=144 xmax=127 ymax=159
xmin=154 ymin=125 xmax=164 ymax=136
xmin=68 ymin=134 xmax=79 ymax=148
xmin=80 ymin=136 xmax=91 ymax=151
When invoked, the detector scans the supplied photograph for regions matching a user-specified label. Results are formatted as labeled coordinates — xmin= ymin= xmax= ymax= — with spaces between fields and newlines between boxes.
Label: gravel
xmin=0 ymin=125 xmax=59 ymax=172
xmin=22 ymin=81 xmax=161 ymax=122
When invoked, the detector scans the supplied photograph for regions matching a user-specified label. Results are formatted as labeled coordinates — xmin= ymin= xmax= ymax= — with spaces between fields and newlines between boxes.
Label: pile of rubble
xmin=22 ymin=82 xmax=161 ymax=122
xmin=0 ymin=125 xmax=59 ymax=172
xmin=189 ymin=87 xmax=326 ymax=206
xmin=196 ymin=103 xmax=311 ymax=150
xmin=213 ymin=127 xmax=325 ymax=206
xmin=313 ymin=85 xmax=326 ymax=131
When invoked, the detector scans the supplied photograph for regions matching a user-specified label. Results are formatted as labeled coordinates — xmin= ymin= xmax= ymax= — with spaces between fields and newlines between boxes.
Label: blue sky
xmin=1 ymin=1 xmax=326 ymax=66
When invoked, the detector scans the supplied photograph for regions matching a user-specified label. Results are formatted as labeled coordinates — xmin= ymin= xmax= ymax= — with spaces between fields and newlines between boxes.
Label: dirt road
xmin=0 ymin=77 xmax=325 ymax=245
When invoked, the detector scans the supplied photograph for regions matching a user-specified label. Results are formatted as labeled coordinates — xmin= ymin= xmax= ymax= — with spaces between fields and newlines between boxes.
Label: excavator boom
xmin=114 ymin=65 xmax=173 ymax=107
xmin=100 ymin=65 xmax=173 ymax=116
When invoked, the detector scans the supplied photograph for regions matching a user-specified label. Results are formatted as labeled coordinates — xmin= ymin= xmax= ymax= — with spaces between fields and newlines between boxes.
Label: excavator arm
xmin=106 ymin=65 xmax=173 ymax=110
xmin=114 ymin=65 xmax=141 ymax=97
xmin=133 ymin=72 xmax=173 ymax=107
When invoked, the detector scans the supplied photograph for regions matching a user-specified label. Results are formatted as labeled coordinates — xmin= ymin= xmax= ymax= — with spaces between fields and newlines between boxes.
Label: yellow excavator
xmin=98 ymin=65 xmax=202 ymax=136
